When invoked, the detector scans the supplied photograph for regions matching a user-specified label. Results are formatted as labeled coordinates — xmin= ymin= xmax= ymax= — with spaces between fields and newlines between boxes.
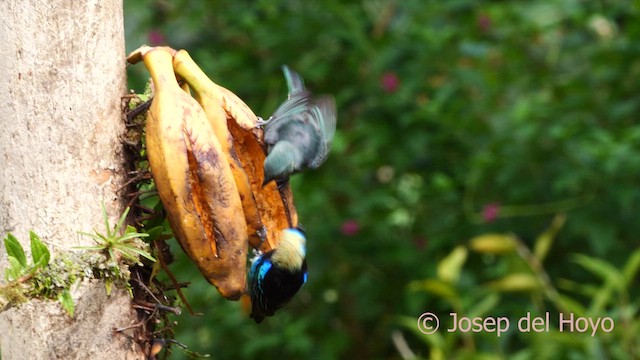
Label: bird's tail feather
xmin=282 ymin=65 xmax=306 ymax=95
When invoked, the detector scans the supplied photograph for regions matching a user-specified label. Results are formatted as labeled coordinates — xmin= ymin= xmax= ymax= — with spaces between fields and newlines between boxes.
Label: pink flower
xmin=482 ymin=202 xmax=501 ymax=223
xmin=380 ymin=72 xmax=399 ymax=93
xmin=477 ymin=14 xmax=492 ymax=33
xmin=148 ymin=30 xmax=166 ymax=45
xmin=413 ymin=236 xmax=428 ymax=250
xmin=340 ymin=220 xmax=360 ymax=236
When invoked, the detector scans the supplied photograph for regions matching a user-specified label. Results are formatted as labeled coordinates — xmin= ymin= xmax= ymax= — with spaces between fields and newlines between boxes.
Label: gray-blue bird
xmin=260 ymin=65 xmax=337 ymax=186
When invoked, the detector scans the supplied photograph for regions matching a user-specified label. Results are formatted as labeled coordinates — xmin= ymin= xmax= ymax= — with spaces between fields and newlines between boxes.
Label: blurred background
xmin=125 ymin=1 xmax=639 ymax=359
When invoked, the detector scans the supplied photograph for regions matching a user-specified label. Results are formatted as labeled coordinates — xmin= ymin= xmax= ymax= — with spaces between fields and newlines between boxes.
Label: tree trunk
xmin=0 ymin=1 xmax=146 ymax=359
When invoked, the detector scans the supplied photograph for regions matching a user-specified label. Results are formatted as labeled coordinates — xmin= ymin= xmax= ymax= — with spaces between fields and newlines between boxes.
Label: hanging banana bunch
xmin=171 ymin=49 xmax=299 ymax=252
xmin=126 ymin=46 xmax=299 ymax=300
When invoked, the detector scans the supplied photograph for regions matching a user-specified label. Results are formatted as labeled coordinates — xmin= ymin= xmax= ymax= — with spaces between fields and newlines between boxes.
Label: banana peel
xmin=171 ymin=51 xmax=265 ymax=249
xmin=226 ymin=121 xmax=299 ymax=251
xmin=172 ymin=49 xmax=298 ymax=252
xmin=131 ymin=46 xmax=248 ymax=299
xmin=126 ymin=45 xmax=299 ymax=300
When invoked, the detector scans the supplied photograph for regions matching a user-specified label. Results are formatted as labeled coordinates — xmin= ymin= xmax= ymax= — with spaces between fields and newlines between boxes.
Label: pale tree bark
xmin=0 ymin=1 xmax=146 ymax=359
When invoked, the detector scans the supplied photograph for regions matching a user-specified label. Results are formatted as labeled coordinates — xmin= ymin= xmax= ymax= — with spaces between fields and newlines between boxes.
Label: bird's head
xmin=270 ymin=228 xmax=307 ymax=272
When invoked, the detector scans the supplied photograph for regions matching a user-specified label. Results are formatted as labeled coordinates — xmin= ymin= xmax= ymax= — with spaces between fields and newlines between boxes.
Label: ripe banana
xmin=172 ymin=49 xmax=298 ymax=252
xmin=171 ymin=50 xmax=265 ymax=249
xmin=216 ymin=84 xmax=300 ymax=244
xmin=135 ymin=46 xmax=248 ymax=300
xmin=226 ymin=120 xmax=299 ymax=251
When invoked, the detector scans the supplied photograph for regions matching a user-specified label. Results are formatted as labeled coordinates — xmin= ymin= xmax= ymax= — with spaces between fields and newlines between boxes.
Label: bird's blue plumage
xmin=248 ymin=228 xmax=307 ymax=323
xmin=257 ymin=261 xmax=272 ymax=281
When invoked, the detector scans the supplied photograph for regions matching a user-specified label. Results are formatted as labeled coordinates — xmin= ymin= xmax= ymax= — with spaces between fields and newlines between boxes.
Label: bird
xmin=249 ymin=228 xmax=308 ymax=323
xmin=260 ymin=65 xmax=337 ymax=186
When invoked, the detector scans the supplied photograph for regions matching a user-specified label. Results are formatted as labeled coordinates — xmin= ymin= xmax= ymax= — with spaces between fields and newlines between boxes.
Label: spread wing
xmin=307 ymin=95 xmax=337 ymax=168
xmin=263 ymin=93 xmax=311 ymax=144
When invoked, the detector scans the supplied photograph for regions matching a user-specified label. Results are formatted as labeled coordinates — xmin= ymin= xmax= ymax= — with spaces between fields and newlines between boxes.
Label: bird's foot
xmin=275 ymin=179 xmax=290 ymax=192
xmin=256 ymin=116 xmax=272 ymax=127
xmin=250 ymin=248 xmax=264 ymax=263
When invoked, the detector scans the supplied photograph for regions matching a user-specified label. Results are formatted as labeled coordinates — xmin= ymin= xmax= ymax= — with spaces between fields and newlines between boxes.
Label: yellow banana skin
xmin=172 ymin=50 xmax=298 ymax=252
xmin=172 ymin=50 xmax=265 ymax=249
xmin=141 ymin=47 xmax=247 ymax=300
xmin=215 ymin=83 xmax=260 ymax=132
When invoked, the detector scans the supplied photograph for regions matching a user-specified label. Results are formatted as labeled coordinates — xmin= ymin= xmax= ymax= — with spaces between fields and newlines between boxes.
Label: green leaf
xmin=557 ymin=278 xmax=600 ymax=298
xmin=408 ymin=279 xmax=458 ymax=300
xmin=572 ymin=255 xmax=622 ymax=314
xmin=114 ymin=249 xmax=141 ymax=264
xmin=555 ymin=294 xmax=586 ymax=317
xmin=469 ymin=233 xmax=517 ymax=255
xmin=436 ymin=245 xmax=467 ymax=284
xmin=533 ymin=214 xmax=566 ymax=262
xmin=145 ymin=226 xmax=166 ymax=241
xmin=116 ymin=232 xmax=149 ymax=243
xmin=467 ymin=293 xmax=500 ymax=319
xmin=124 ymin=225 xmax=138 ymax=234
xmin=77 ymin=231 xmax=107 ymax=244
xmin=622 ymin=248 xmax=640 ymax=287
xmin=30 ymin=231 xmax=50 ymax=268
xmin=113 ymin=206 xmax=131 ymax=236
xmin=119 ymin=246 xmax=156 ymax=262
xmin=4 ymin=233 xmax=27 ymax=268
xmin=396 ymin=315 xmax=445 ymax=349
xmin=73 ymin=245 xmax=108 ymax=251
xmin=5 ymin=256 xmax=24 ymax=281
xmin=485 ymin=273 xmax=541 ymax=292
xmin=58 ymin=289 xmax=75 ymax=317
xmin=101 ymin=201 xmax=111 ymax=238
xmin=105 ymin=279 xmax=113 ymax=296
xmin=572 ymin=254 xmax=622 ymax=286
xmin=107 ymin=249 xmax=117 ymax=265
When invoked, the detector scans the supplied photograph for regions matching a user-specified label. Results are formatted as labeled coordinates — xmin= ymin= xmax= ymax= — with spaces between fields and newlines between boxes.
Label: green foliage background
xmin=125 ymin=1 xmax=640 ymax=359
